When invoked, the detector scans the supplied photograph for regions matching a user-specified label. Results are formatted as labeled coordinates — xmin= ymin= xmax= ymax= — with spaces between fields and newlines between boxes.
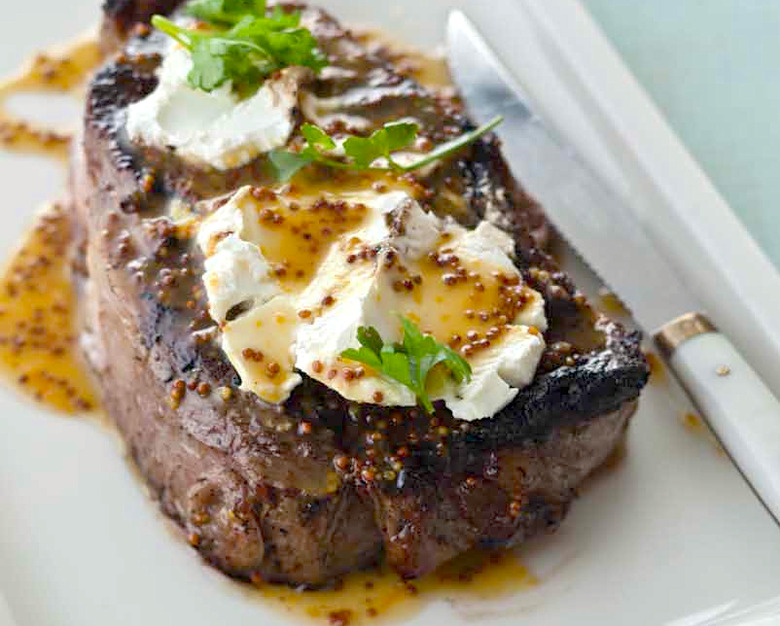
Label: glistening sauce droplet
xmin=683 ymin=412 xmax=703 ymax=432
xmin=354 ymin=29 xmax=454 ymax=92
xmin=644 ymin=350 xmax=667 ymax=386
xmin=597 ymin=287 xmax=629 ymax=317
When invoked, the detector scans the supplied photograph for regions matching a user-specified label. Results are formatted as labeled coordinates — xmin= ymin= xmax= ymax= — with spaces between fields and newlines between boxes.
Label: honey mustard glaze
xmin=248 ymin=175 xmax=416 ymax=290
xmin=250 ymin=549 xmax=536 ymax=626
xmin=0 ymin=204 xmax=97 ymax=414
xmin=644 ymin=350 xmax=667 ymax=386
xmin=0 ymin=37 xmax=100 ymax=158
xmin=205 ymin=172 xmax=423 ymax=401
xmin=384 ymin=245 xmax=538 ymax=355
xmin=0 ymin=37 xmax=102 ymax=413
xmin=597 ymin=287 xmax=629 ymax=318
xmin=355 ymin=29 xmax=454 ymax=93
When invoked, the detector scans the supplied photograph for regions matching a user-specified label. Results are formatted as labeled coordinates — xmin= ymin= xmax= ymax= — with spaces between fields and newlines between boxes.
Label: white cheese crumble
xmin=197 ymin=189 xmax=283 ymax=322
xmin=197 ymin=185 xmax=547 ymax=420
xmin=125 ymin=45 xmax=301 ymax=170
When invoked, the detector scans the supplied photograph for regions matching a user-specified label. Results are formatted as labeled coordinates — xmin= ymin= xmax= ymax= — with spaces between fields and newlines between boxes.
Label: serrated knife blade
xmin=447 ymin=10 xmax=693 ymax=333
xmin=447 ymin=10 xmax=780 ymax=527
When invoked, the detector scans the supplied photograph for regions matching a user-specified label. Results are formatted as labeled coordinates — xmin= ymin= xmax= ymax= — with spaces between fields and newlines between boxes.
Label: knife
xmin=447 ymin=10 xmax=780 ymax=523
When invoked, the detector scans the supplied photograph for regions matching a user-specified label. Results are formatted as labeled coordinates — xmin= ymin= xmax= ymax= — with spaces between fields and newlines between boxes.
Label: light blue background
xmin=583 ymin=1 xmax=780 ymax=268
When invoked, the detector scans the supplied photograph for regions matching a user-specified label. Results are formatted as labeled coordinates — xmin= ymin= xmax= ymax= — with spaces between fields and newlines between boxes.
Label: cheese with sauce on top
xmin=197 ymin=179 xmax=547 ymax=421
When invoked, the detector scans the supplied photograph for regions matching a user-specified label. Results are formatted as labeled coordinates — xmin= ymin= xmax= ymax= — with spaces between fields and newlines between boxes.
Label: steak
xmin=70 ymin=1 xmax=649 ymax=586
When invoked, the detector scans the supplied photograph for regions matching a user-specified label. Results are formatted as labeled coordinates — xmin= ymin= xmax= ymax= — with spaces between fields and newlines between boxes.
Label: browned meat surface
xmin=71 ymin=1 xmax=649 ymax=586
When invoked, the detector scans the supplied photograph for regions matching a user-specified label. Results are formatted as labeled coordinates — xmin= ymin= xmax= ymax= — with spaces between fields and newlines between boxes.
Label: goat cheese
xmin=126 ymin=45 xmax=300 ymax=170
xmin=197 ymin=183 xmax=547 ymax=419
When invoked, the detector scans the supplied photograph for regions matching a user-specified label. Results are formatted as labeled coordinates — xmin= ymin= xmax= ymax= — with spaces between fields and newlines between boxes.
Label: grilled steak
xmin=70 ymin=1 xmax=649 ymax=586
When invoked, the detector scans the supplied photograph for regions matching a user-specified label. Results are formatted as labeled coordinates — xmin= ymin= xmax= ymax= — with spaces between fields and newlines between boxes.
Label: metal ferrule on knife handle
xmin=654 ymin=312 xmax=717 ymax=358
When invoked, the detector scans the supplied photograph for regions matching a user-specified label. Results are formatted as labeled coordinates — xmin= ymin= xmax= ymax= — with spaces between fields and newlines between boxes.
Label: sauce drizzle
xmin=597 ymin=287 xmax=629 ymax=317
xmin=355 ymin=29 xmax=454 ymax=93
xmin=0 ymin=204 xmax=97 ymax=414
xmin=252 ymin=548 xmax=535 ymax=625
xmin=0 ymin=37 xmax=101 ymax=158
xmin=0 ymin=37 xmax=102 ymax=413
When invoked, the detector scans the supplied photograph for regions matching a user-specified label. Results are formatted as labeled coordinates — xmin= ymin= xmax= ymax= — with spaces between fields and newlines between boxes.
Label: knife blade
xmin=447 ymin=9 xmax=780 ymax=525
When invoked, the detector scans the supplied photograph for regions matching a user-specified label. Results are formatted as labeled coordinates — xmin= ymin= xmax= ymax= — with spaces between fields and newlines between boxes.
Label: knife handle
xmin=656 ymin=313 xmax=780 ymax=522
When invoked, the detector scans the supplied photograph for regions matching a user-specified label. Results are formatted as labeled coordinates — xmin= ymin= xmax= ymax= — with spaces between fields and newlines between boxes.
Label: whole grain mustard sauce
xmin=0 ymin=36 xmax=101 ymax=414
xmin=252 ymin=550 xmax=536 ymax=626
xmin=0 ymin=203 xmax=97 ymax=414
xmin=0 ymin=31 xmax=542 ymax=625
xmin=0 ymin=37 xmax=100 ymax=159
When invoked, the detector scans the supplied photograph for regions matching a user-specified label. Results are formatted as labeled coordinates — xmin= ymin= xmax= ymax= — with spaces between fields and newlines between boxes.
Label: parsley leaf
xmin=398 ymin=116 xmax=504 ymax=172
xmin=343 ymin=121 xmax=419 ymax=169
xmin=267 ymin=121 xmax=346 ymax=179
xmin=267 ymin=149 xmax=313 ymax=183
xmin=301 ymin=123 xmax=337 ymax=151
xmin=186 ymin=35 xmax=266 ymax=92
xmin=186 ymin=0 xmax=266 ymax=26
xmin=341 ymin=317 xmax=472 ymax=413
xmin=269 ymin=116 xmax=503 ymax=182
xmin=357 ymin=326 xmax=384 ymax=355
xmin=151 ymin=0 xmax=327 ymax=96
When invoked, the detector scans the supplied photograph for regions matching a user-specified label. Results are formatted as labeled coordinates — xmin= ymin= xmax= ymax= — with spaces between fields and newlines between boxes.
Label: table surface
xmin=583 ymin=0 xmax=780 ymax=270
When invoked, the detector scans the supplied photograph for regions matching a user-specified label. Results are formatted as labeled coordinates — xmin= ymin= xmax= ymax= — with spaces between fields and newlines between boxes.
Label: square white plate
xmin=1 ymin=1 xmax=780 ymax=625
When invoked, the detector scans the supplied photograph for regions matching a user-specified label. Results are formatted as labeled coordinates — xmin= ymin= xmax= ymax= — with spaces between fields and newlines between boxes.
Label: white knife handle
xmin=656 ymin=314 xmax=780 ymax=522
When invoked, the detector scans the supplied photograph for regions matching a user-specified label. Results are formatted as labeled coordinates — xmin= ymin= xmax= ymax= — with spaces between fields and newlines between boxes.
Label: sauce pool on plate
xmin=0 ymin=37 xmax=100 ymax=158
xmin=0 ymin=36 xmax=103 ymax=414
xmin=0 ymin=203 xmax=97 ymax=414
xmin=249 ymin=548 xmax=536 ymax=626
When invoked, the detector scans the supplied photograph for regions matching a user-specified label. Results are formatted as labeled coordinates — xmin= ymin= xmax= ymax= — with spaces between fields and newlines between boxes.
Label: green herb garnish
xmin=151 ymin=0 xmax=327 ymax=96
xmin=186 ymin=0 xmax=266 ymax=25
xmin=269 ymin=115 xmax=503 ymax=182
xmin=341 ymin=317 xmax=472 ymax=413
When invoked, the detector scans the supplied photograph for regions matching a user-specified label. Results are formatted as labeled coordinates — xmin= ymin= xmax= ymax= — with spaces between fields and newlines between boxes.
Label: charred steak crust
xmin=72 ymin=2 xmax=649 ymax=586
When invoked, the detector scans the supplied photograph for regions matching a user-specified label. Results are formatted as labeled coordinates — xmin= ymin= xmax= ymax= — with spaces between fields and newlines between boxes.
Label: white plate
xmin=1 ymin=1 xmax=780 ymax=625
